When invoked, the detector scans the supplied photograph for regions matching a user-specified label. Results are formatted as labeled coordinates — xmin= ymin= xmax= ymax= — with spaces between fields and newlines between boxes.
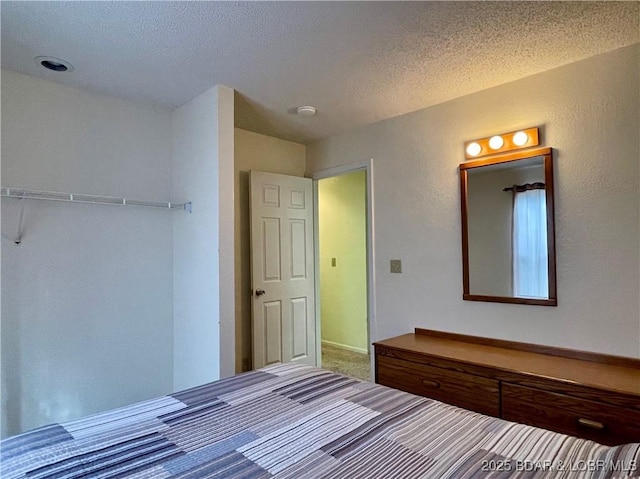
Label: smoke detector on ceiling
xmin=296 ymin=106 xmax=316 ymax=117
xmin=34 ymin=56 xmax=74 ymax=73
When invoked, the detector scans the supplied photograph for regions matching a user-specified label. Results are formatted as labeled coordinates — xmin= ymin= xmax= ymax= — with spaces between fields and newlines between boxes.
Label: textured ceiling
xmin=1 ymin=1 xmax=638 ymax=144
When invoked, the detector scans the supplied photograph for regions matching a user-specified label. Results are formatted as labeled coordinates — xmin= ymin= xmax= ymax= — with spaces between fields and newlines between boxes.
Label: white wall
xmin=307 ymin=44 xmax=640 ymax=357
xmin=217 ymin=87 xmax=235 ymax=379
xmin=233 ymin=128 xmax=306 ymax=371
xmin=1 ymin=70 xmax=175 ymax=437
xmin=172 ymin=85 xmax=235 ymax=390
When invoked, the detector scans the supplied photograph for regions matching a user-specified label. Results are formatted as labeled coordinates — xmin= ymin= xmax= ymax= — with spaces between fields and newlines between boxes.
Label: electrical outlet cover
xmin=390 ymin=259 xmax=402 ymax=273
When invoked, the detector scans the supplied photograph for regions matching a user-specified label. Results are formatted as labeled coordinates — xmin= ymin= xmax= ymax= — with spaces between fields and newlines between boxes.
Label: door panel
xmin=262 ymin=185 xmax=280 ymax=207
xmin=291 ymin=297 xmax=308 ymax=359
xmin=251 ymin=171 xmax=316 ymax=368
xmin=290 ymin=189 xmax=306 ymax=208
xmin=262 ymin=218 xmax=281 ymax=281
xmin=290 ymin=220 xmax=306 ymax=279
xmin=264 ymin=301 xmax=283 ymax=365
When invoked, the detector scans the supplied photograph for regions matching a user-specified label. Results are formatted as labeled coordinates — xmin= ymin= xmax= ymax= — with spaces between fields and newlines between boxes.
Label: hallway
xmin=321 ymin=343 xmax=370 ymax=382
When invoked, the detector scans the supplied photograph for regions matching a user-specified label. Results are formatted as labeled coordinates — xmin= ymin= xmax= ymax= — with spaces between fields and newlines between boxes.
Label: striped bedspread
xmin=2 ymin=364 xmax=639 ymax=478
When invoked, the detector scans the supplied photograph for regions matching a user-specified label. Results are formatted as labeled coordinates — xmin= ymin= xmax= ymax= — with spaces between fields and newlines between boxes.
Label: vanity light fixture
xmin=513 ymin=131 xmax=529 ymax=146
xmin=489 ymin=136 xmax=504 ymax=150
xmin=464 ymin=127 xmax=539 ymax=159
xmin=466 ymin=142 xmax=482 ymax=157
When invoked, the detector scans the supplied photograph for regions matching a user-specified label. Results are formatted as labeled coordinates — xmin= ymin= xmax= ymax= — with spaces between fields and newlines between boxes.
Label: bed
xmin=2 ymin=363 xmax=639 ymax=478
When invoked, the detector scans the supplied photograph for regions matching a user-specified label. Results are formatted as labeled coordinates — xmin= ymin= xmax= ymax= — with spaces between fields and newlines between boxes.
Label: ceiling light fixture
xmin=34 ymin=56 xmax=74 ymax=73
xmin=296 ymin=106 xmax=316 ymax=117
xmin=464 ymin=127 xmax=539 ymax=159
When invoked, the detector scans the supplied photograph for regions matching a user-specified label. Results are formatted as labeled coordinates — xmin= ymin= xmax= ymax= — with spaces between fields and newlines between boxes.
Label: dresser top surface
xmin=374 ymin=332 xmax=640 ymax=397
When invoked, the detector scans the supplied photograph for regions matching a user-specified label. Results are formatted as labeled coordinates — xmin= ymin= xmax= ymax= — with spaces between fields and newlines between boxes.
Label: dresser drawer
xmin=502 ymin=383 xmax=640 ymax=446
xmin=376 ymin=354 xmax=500 ymax=416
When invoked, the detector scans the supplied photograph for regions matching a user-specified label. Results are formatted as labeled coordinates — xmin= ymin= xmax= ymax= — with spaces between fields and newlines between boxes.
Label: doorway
xmin=316 ymin=168 xmax=371 ymax=381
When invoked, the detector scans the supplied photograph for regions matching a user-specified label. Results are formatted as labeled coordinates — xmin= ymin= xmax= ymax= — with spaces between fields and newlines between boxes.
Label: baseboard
xmin=321 ymin=339 xmax=369 ymax=355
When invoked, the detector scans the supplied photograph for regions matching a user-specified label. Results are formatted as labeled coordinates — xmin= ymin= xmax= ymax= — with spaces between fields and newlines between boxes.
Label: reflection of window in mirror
xmin=509 ymin=183 xmax=548 ymax=298
xmin=466 ymin=157 xmax=548 ymax=299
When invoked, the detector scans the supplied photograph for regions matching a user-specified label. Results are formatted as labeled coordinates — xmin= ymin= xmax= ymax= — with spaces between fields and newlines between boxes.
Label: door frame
xmin=310 ymin=159 xmax=376 ymax=378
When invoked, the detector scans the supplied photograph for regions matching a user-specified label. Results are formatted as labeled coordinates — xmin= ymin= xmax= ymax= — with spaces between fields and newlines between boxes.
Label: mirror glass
xmin=460 ymin=148 xmax=557 ymax=306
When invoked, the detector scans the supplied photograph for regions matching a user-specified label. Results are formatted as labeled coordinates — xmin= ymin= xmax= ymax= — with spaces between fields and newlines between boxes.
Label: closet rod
xmin=1 ymin=187 xmax=192 ymax=213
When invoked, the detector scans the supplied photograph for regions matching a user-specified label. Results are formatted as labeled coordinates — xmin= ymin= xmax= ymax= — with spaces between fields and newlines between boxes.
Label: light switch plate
xmin=331 ymin=258 xmax=337 ymax=267
xmin=390 ymin=259 xmax=402 ymax=273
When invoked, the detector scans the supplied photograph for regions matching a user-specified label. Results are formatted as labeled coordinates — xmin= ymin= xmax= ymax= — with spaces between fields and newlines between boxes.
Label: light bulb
xmin=513 ymin=131 xmax=528 ymax=146
xmin=466 ymin=142 xmax=482 ymax=157
xmin=489 ymin=135 xmax=504 ymax=150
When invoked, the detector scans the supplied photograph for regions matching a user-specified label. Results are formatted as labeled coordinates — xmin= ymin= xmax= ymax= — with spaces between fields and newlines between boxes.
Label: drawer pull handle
xmin=577 ymin=418 xmax=605 ymax=430
xmin=421 ymin=379 xmax=440 ymax=388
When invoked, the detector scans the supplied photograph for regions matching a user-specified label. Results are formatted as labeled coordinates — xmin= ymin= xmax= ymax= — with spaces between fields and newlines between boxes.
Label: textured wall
xmin=307 ymin=45 xmax=640 ymax=357
xmin=1 ymin=70 xmax=174 ymax=437
xmin=318 ymin=171 xmax=368 ymax=353
xmin=233 ymin=128 xmax=306 ymax=372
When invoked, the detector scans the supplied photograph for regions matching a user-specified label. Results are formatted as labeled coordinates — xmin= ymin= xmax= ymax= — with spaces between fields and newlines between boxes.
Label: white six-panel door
xmin=250 ymin=171 xmax=316 ymax=368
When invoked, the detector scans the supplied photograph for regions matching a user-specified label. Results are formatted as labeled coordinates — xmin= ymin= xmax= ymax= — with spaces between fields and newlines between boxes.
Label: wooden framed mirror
xmin=459 ymin=147 xmax=557 ymax=306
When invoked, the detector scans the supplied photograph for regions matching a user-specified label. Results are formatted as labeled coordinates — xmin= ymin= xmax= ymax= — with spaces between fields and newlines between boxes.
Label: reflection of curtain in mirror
xmin=513 ymin=189 xmax=548 ymax=298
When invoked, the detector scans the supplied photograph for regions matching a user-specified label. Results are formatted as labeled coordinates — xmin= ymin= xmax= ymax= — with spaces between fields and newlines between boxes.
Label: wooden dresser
xmin=374 ymin=328 xmax=640 ymax=445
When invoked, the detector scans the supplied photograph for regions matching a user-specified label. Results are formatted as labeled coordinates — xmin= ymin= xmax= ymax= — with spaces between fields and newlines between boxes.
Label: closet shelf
xmin=1 ymin=187 xmax=192 ymax=212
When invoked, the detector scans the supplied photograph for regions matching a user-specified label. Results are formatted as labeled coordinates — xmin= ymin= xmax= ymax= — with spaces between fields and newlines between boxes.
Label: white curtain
xmin=513 ymin=188 xmax=548 ymax=298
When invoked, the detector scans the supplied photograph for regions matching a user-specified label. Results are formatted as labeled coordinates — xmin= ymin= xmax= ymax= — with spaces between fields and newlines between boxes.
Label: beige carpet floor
xmin=321 ymin=343 xmax=371 ymax=382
